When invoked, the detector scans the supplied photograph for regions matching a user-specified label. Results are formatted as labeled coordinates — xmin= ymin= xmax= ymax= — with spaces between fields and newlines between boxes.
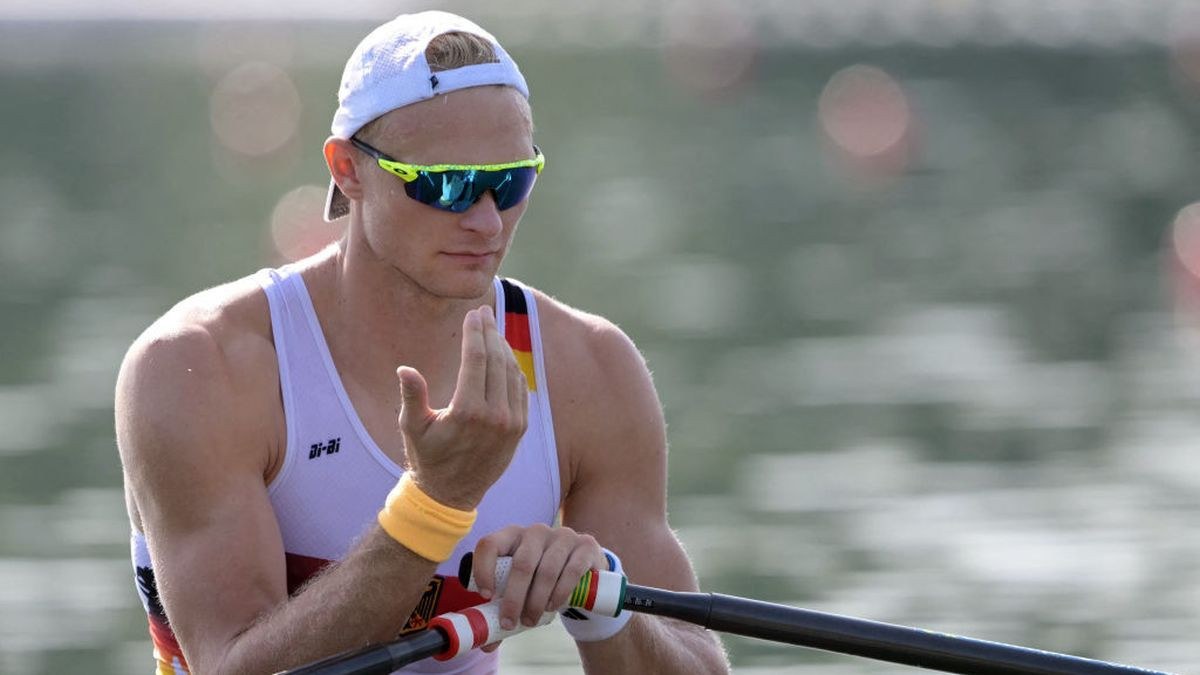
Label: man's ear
xmin=324 ymin=137 xmax=364 ymax=201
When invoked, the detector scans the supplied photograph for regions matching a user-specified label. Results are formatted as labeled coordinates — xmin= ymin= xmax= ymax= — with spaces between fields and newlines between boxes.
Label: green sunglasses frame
xmin=350 ymin=137 xmax=545 ymax=182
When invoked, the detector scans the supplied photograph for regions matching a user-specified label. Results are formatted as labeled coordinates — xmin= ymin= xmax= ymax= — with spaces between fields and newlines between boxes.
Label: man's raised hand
xmin=396 ymin=306 xmax=528 ymax=510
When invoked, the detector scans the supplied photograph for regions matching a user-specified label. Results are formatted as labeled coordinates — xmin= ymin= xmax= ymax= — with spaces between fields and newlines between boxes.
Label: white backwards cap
xmin=324 ymin=11 xmax=530 ymax=221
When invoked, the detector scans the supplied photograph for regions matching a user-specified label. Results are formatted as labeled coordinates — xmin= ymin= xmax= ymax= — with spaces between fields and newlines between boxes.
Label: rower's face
xmin=354 ymin=86 xmax=535 ymax=299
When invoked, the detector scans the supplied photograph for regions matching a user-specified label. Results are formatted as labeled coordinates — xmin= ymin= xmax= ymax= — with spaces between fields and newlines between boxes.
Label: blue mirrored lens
xmin=406 ymin=167 xmax=538 ymax=213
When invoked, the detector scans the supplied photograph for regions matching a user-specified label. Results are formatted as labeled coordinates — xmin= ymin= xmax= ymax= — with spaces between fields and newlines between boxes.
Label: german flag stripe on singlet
xmin=135 ymin=563 xmax=190 ymax=674
xmin=501 ymin=279 xmax=537 ymax=391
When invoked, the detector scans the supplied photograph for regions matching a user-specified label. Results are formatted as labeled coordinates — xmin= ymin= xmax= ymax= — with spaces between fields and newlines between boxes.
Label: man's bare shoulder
xmin=135 ymin=273 xmax=272 ymax=356
xmin=119 ymin=274 xmax=275 ymax=398
xmin=526 ymin=285 xmax=665 ymax=473
xmin=116 ymin=274 xmax=282 ymax=520
xmin=527 ymin=286 xmax=649 ymax=388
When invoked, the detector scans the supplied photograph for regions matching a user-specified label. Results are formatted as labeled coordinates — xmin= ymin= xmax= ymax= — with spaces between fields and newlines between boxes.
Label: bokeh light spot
xmin=210 ymin=61 xmax=301 ymax=158
xmin=1167 ymin=202 xmax=1200 ymax=331
xmin=1172 ymin=203 xmax=1200 ymax=281
xmin=270 ymin=185 xmax=342 ymax=262
xmin=819 ymin=64 xmax=911 ymax=159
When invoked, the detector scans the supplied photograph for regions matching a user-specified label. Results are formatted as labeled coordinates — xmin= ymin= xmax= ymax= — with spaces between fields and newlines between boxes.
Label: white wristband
xmin=560 ymin=548 xmax=633 ymax=642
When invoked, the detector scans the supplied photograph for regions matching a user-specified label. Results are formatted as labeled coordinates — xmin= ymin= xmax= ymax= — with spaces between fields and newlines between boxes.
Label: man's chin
xmin=423 ymin=270 xmax=497 ymax=301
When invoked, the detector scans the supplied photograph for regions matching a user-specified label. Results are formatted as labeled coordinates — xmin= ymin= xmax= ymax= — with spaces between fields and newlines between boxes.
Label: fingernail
xmin=501 ymin=617 xmax=514 ymax=631
xmin=480 ymin=588 xmax=492 ymax=600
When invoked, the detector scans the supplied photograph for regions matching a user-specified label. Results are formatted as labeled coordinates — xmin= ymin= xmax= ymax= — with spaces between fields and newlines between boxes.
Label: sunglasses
xmin=350 ymin=137 xmax=544 ymax=213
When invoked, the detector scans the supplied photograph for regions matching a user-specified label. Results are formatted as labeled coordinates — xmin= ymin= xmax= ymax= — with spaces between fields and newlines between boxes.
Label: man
xmin=116 ymin=11 xmax=729 ymax=674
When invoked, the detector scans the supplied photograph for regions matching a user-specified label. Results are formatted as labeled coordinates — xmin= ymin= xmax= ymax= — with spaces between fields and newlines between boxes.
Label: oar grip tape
xmin=458 ymin=552 xmax=627 ymax=617
xmin=428 ymin=602 xmax=554 ymax=661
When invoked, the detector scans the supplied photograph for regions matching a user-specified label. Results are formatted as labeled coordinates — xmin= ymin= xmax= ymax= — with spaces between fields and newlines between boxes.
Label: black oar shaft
xmin=622 ymin=585 xmax=1170 ymax=675
xmin=282 ymin=628 xmax=446 ymax=675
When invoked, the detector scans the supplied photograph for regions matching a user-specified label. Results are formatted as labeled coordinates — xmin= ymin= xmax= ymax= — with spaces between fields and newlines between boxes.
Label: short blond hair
xmin=426 ymin=31 xmax=498 ymax=72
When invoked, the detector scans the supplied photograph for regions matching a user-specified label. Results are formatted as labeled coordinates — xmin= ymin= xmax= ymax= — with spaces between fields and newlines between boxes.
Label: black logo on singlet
xmin=308 ymin=437 xmax=341 ymax=460
xmin=400 ymin=576 xmax=444 ymax=635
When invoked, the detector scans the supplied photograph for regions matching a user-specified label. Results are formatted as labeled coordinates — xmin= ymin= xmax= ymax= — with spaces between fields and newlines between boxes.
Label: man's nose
xmin=459 ymin=191 xmax=504 ymax=235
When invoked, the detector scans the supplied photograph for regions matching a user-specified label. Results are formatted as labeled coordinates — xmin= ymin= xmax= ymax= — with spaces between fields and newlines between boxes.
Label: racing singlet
xmin=130 ymin=267 xmax=562 ymax=674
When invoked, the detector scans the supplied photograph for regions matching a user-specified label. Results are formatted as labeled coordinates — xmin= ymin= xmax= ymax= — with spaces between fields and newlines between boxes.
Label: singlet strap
xmin=500 ymin=278 xmax=537 ymax=391
xmin=496 ymin=277 xmax=561 ymax=511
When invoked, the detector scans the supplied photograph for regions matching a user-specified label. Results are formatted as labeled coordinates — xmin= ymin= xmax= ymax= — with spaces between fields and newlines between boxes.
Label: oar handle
xmin=279 ymin=601 xmax=553 ymax=674
xmin=429 ymin=601 xmax=555 ymax=661
xmin=458 ymin=552 xmax=627 ymax=617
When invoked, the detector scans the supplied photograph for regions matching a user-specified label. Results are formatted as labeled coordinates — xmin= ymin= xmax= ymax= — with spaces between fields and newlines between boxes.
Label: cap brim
xmin=324 ymin=179 xmax=350 ymax=221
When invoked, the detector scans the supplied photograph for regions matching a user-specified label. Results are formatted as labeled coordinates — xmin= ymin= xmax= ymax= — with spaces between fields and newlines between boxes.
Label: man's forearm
xmin=206 ymin=528 xmax=434 ymax=675
xmin=577 ymin=613 xmax=730 ymax=675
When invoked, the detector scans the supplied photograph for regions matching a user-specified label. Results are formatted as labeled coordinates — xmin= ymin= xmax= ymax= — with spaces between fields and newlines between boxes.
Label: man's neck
xmin=302 ymin=241 xmax=496 ymax=405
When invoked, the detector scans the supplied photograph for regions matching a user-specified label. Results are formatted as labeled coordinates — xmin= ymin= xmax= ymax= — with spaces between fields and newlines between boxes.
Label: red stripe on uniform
xmin=433 ymin=576 xmax=486 ymax=616
xmin=285 ymin=551 xmax=333 ymax=596
xmin=504 ymin=313 xmax=532 ymax=351
xmin=148 ymin=614 xmax=189 ymax=670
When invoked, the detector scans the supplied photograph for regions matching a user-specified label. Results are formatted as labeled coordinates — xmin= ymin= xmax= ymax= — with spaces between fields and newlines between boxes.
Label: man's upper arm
xmin=116 ymin=319 xmax=287 ymax=673
xmin=552 ymin=316 xmax=699 ymax=593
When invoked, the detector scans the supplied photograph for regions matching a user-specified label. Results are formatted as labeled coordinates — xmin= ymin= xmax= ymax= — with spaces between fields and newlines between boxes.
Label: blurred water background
xmin=2 ymin=1 xmax=1200 ymax=673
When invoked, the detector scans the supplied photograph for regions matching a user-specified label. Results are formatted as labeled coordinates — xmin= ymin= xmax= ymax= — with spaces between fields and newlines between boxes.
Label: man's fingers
xmin=498 ymin=525 xmax=550 ymax=630
xmin=473 ymin=526 xmax=522 ymax=600
xmin=481 ymin=308 xmax=509 ymax=405
xmin=524 ymin=534 xmax=574 ymax=619
xmin=452 ymin=308 xmax=487 ymax=408
xmin=475 ymin=527 xmax=609 ymax=632
xmin=518 ymin=359 xmax=529 ymax=422
xmin=548 ymin=540 xmax=604 ymax=611
xmin=396 ymin=366 xmax=431 ymax=431
xmin=506 ymin=357 xmax=527 ymax=425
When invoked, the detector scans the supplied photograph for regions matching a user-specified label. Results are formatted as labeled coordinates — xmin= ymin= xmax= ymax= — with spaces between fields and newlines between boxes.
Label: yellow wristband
xmin=377 ymin=473 xmax=477 ymax=562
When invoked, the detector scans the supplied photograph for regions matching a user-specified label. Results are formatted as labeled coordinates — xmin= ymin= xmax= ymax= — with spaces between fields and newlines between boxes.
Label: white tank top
xmin=131 ymin=267 xmax=562 ymax=674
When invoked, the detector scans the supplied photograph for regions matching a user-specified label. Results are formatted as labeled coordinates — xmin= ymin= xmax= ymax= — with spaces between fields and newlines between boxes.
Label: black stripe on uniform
xmin=501 ymin=278 xmax=527 ymax=315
